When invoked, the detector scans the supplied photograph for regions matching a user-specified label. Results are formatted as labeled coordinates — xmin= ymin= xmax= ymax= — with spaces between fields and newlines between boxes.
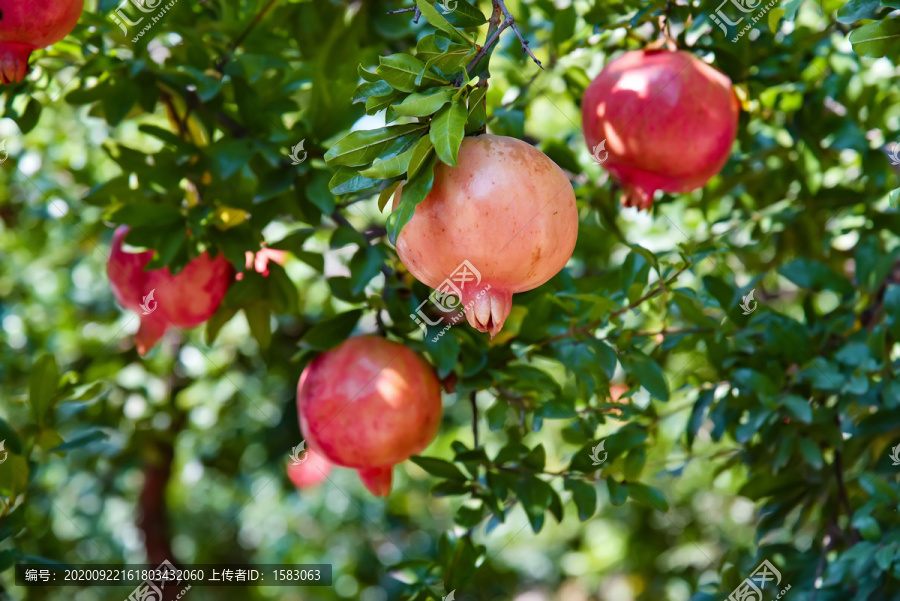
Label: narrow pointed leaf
xmin=430 ymin=98 xmax=468 ymax=167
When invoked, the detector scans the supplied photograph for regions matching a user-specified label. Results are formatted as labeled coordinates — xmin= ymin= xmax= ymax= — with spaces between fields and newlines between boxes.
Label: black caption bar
xmin=15 ymin=564 xmax=332 ymax=587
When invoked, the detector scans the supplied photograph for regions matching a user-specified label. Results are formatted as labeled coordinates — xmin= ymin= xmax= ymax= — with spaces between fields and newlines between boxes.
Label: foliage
xmin=1 ymin=0 xmax=900 ymax=600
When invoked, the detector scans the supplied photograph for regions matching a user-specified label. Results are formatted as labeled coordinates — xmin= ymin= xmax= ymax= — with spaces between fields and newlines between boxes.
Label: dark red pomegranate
xmin=106 ymin=226 xmax=234 ymax=355
xmin=582 ymin=49 xmax=739 ymax=210
xmin=0 ymin=0 xmax=84 ymax=85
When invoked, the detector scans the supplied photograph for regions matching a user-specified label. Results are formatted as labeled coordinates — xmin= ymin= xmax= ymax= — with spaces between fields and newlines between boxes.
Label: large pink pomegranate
xmin=287 ymin=447 xmax=332 ymax=490
xmin=107 ymin=226 xmax=234 ymax=355
xmin=393 ymin=134 xmax=578 ymax=337
xmin=582 ymin=49 xmax=739 ymax=210
xmin=0 ymin=0 xmax=83 ymax=85
xmin=297 ymin=336 xmax=442 ymax=497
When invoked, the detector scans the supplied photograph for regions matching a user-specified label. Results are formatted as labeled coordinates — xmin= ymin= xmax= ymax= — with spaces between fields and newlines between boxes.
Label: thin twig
xmin=216 ymin=0 xmax=280 ymax=71
xmin=386 ymin=6 xmax=421 ymax=22
xmin=470 ymin=391 xmax=479 ymax=447
xmin=495 ymin=0 xmax=542 ymax=68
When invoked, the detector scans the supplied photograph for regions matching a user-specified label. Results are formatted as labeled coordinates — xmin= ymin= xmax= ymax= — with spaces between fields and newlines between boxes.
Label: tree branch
xmin=536 ymin=262 xmax=693 ymax=348
xmin=386 ymin=6 xmax=421 ymax=23
xmin=461 ymin=0 xmax=542 ymax=82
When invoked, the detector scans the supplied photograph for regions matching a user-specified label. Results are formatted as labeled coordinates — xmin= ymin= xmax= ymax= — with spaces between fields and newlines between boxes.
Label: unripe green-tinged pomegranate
xmin=106 ymin=226 xmax=234 ymax=355
xmin=394 ymin=134 xmax=578 ymax=337
xmin=296 ymin=336 xmax=442 ymax=497
xmin=0 ymin=0 xmax=83 ymax=84
xmin=582 ymin=49 xmax=739 ymax=210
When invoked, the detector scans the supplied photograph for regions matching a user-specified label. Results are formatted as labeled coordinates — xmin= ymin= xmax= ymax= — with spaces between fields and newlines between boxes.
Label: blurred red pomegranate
xmin=106 ymin=226 xmax=234 ymax=355
xmin=286 ymin=446 xmax=332 ymax=489
xmin=0 ymin=0 xmax=83 ymax=84
xmin=582 ymin=49 xmax=739 ymax=210
xmin=394 ymin=135 xmax=578 ymax=338
xmin=297 ymin=336 xmax=442 ymax=496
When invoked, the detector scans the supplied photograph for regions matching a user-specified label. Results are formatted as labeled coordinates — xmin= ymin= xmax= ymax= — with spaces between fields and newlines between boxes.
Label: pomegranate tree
xmin=394 ymin=134 xmax=578 ymax=338
xmin=582 ymin=49 xmax=739 ymax=210
xmin=106 ymin=226 xmax=234 ymax=355
xmin=0 ymin=0 xmax=83 ymax=85
xmin=296 ymin=336 xmax=442 ymax=496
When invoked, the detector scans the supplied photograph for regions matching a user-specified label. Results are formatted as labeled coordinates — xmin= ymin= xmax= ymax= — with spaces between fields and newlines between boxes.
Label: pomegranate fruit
xmin=393 ymin=134 xmax=578 ymax=337
xmin=287 ymin=447 xmax=332 ymax=490
xmin=582 ymin=49 xmax=739 ymax=210
xmin=0 ymin=0 xmax=84 ymax=85
xmin=296 ymin=336 xmax=442 ymax=497
xmin=107 ymin=226 xmax=234 ymax=355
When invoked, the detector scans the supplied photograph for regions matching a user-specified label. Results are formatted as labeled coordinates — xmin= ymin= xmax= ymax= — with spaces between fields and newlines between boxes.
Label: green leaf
xmin=782 ymin=395 xmax=813 ymax=424
xmin=388 ymin=153 xmax=437 ymax=243
xmin=780 ymin=259 xmax=854 ymax=294
xmin=465 ymin=85 xmax=487 ymax=133
xmin=438 ymin=0 xmax=487 ymax=27
xmin=366 ymin=89 xmax=405 ymax=115
xmin=837 ymin=0 xmax=881 ymax=23
xmin=767 ymin=8 xmax=786 ymax=31
xmin=302 ymin=310 xmax=363 ymax=350
xmin=392 ymin=89 xmax=455 ymax=117
xmin=329 ymin=166 xmax=379 ymax=195
xmin=849 ymin=18 xmax=900 ymax=58
xmin=607 ymin=478 xmax=628 ymax=506
xmin=627 ymin=482 xmax=669 ymax=512
xmin=798 ymin=438 xmax=824 ymax=470
xmin=416 ymin=0 xmax=473 ymax=46
xmin=687 ymin=389 xmax=714 ymax=449
xmin=348 ymin=244 xmax=387 ymax=296
xmin=430 ymin=99 xmax=467 ymax=167
xmin=52 ymin=430 xmax=109 ymax=452
xmin=377 ymin=54 xmax=446 ymax=92
xmin=358 ymin=64 xmax=381 ymax=82
xmin=378 ymin=181 xmax=402 ymax=212
xmin=553 ymin=5 xmax=577 ymax=46
xmin=353 ymin=80 xmax=393 ymax=103
xmin=624 ymin=354 xmax=670 ymax=402
xmin=564 ymin=479 xmax=597 ymax=521
xmin=324 ymin=123 xmax=427 ymax=167
xmin=359 ymin=143 xmax=419 ymax=179
xmin=0 ymin=455 xmax=29 ymax=497
xmin=245 ymin=302 xmax=272 ymax=349
xmin=0 ymin=418 xmax=23 ymax=455
xmin=29 ymin=354 xmax=59 ymax=425
xmin=407 ymin=135 xmax=435 ymax=180
xmin=410 ymin=456 xmax=468 ymax=481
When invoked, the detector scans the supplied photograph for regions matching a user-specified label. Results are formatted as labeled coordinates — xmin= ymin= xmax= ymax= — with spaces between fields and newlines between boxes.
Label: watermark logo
xmin=589 ymin=439 xmax=607 ymax=466
xmin=591 ymin=139 xmax=608 ymax=164
xmin=0 ymin=139 xmax=8 ymax=164
xmin=110 ymin=0 xmax=182 ymax=42
xmin=725 ymin=559 xmax=789 ymax=601
xmin=740 ymin=289 xmax=757 ymax=315
xmin=890 ymin=443 xmax=900 ymax=466
xmin=289 ymin=140 xmax=307 ymax=165
xmin=0 ymin=440 xmax=7 ymax=464
xmin=289 ymin=441 xmax=308 ymax=466
xmin=443 ymin=591 xmax=455 ymax=601
xmin=125 ymin=559 xmax=191 ymax=601
xmin=889 ymin=143 xmax=900 ymax=166
xmin=711 ymin=0 xmax=779 ymax=42
xmin=437 ymin=0 xmax=458 ymax=14
xmin=410 ymin=261 xmax=492 ymax=342
xmin=140 ymin=289 xmax=158 ymax=315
